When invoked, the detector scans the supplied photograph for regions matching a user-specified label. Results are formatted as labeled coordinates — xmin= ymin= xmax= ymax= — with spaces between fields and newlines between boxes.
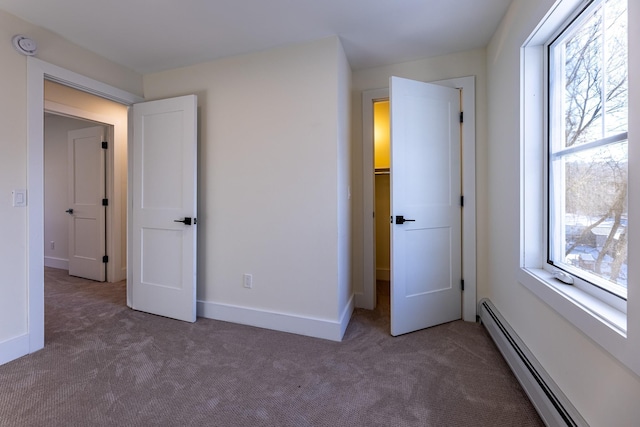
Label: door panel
xmin=404 ymin=227 xmax=452 ymax=295
xmin=140 ymin=111 xmax=184 ymax=209
xmin=141 ymin=228 xmax=183 ymax=289
xmin=390 ymin=76 xmax=461 ymax=336
xmin=131 ymin=95 xmax=197 ymax=323
xmin=67 ymin=126 xmax=106 ymax=281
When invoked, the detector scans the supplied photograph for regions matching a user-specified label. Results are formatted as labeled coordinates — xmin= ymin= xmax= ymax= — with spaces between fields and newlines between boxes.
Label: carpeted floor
xmin=0 ymin=268 xmax=543 ymax=426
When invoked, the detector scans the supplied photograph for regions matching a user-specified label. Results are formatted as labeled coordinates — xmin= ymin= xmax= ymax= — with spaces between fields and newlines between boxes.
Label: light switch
xmin=12 ymin=189 xmax=27 ymax=207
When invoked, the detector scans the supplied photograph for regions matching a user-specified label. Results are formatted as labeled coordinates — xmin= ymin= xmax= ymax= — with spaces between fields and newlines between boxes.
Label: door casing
xmin=26 ymin=57 xmax=143 ymax=353
xmin=359 ymin=76 xmax=477 ymax=322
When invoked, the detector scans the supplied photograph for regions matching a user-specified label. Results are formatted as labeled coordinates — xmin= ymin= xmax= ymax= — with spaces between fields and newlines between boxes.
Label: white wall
xmin=44 ymin=114 xmax=97 ymax=269
xmin=143 ymin=37 xmax=352 ymax=340
xmin=486 ymin=1 xmax=640 ymax=425
xmin=0 ymin=9 xmax=141 ymax=362
xmin=0 ymin=10 xmax=30 ymax=354
xmin=350 ymin=49 xmax=488 ymax=300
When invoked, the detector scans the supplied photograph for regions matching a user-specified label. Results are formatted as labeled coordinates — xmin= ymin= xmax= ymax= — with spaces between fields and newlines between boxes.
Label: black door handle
xmin=65 ymin=209 xmax=74 ymax=214
xmin=395 ymin=215 xmax=415 ymax=224
xmin=174 ymin=217 xmax=196 ymax=225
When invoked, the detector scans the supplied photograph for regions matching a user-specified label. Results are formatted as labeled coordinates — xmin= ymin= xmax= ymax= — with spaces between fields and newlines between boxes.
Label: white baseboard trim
xmin=109 ymin=267 xmax=127 ymax=283
xmin=353 ymin=292 xmax=373 ymax=310
xmin=44 ymin=256 xmax=68 ymax=270
xmin=478 ymin=298 xmax=587 ymax=427
xmin=197 ymin=298 xmax=353 ymax=342
xmin=339 ymin=294 xmax=355 ymax=338
xmin=376 ymin=268 xmax=390 ymax=281
xmin=0 ymin=333 xmax=29 ymax=366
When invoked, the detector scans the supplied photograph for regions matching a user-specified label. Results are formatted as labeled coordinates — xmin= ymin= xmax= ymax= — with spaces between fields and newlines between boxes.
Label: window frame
xmin=545 ymin=0 xmax=629 ymax=305
xmin=520 ymin=0 xmax=639 ymax=378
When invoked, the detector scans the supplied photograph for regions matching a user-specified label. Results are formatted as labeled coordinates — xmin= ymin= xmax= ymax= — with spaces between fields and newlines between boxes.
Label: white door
xmin=67 ymin=126 xmax=107 ymax=282
xmin=390 ymin=76 xmax=461 ymax=336
xmin=131 ymin=95 xmax=198 ymax=322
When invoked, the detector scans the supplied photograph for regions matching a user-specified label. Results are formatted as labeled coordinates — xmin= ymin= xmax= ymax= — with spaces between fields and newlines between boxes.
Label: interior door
xmin=130 ymin=95 xmax=198 ymax=322
xmin=390 ymin=76 xmax=461 ymax=336
xmin=67 ymin=125 xmax=106 ymax=282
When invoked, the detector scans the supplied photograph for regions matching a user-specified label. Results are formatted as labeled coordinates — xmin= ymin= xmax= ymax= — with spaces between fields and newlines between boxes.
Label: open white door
xmin=67 ymin=126 xmax=107 ymax=282
xmin=390 ymin=76 xmax=461 ymax=336
xmin=131 ymin=95 xmax=197 ymax=322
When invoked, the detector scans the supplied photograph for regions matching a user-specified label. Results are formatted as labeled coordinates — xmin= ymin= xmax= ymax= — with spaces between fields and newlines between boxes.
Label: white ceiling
xmin=0 ymin=0 xmax=512 ymax=74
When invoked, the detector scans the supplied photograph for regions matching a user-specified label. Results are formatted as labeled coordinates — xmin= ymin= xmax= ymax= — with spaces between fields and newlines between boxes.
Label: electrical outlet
xmin=243 ymin=273 xmax=253 ymax=289
xmin=50 ymin=241 xmax=55 ymax=250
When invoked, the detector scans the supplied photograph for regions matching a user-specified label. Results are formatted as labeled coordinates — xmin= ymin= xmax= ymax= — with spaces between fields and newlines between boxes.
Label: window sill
xmin=518 ymin=267 xmax=627 ymax=350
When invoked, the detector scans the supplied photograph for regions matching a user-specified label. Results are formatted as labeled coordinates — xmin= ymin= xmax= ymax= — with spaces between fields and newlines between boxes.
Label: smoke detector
xmin=12 ymin=35 xmax=37 ymax=56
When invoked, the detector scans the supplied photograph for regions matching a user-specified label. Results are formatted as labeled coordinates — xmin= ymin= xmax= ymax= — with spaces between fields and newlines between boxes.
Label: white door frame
xmin=359 ymin=76 xmax=477 ymax=322
xmin=26 ymin=57 xmax=143 ymax=352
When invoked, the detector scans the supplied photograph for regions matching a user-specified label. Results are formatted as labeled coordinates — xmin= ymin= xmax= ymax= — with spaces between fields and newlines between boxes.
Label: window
xmin=520 ymin=0 xmax=639 ymax=378
xmin=547 ymin=0 xmax=628 ymax=300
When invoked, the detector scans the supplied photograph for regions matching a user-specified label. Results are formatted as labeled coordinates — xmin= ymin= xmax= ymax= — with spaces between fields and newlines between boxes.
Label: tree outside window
xmin=548 ymin=0 xmax=628 ymax=295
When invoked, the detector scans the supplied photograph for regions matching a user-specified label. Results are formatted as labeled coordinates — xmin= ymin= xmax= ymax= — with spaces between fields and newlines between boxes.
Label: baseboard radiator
xmin=478 ymin=299 xmax=588 ymax=427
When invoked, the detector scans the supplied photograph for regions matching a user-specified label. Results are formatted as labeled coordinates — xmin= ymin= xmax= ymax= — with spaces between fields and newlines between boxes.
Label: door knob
xmin=395 ymin=215 xmax=415 ymax=224
xmin=65 ymin=209 xmax=74 ymax=214
xmin=174 ymin=217 xmax=194 ymax=225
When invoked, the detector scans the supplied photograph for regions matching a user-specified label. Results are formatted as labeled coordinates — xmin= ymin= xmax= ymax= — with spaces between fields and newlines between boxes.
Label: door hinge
xmin=102 ymin=198 xmax=108 ymax=206
xmin=459 ymin=111 xmax=464 ymax=123
xmin=461 ymin=279 xmax=465 ymax=291
xmin=102 ymin=255 xmax=109 ymax=263
xmin=460 ymin=195 xmax=464 ymax=207
xmin=101 ymin=141 xmax=108 ymax=149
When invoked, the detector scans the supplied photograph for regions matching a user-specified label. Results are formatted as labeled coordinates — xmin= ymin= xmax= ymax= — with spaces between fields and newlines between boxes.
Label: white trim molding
xmin=198 ymin=295 xmax=355 ymax=342
xmin=358 ymin=87 xmax=389 ymax=310
xmin=44 ymin=257 xmax=69 ymax=270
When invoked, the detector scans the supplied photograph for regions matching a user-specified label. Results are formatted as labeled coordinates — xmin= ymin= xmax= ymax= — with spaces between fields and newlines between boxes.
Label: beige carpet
xmin=0 ymin=268 xmax=543 ymax=426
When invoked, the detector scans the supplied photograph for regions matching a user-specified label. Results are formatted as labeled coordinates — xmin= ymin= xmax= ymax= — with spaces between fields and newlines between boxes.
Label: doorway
xmin=360 ymin=76 xmax=477 ymax=323
xmin=26 ymin=59 xmax=143 ymax=352
xmin=44 ymin=113 xmax=109 ymax=280
xmin=373 ymin=100 xmax=391 ymax=283
xmin=43 ymin=80 xmax=129 ymax=283
xmin=27 ymin=59 xmax=198 ymax=359
xmin=373 ymin=100 xmax=391 ymax=318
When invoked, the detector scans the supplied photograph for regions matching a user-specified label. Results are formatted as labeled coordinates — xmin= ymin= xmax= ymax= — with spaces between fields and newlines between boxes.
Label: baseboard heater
xmin=478 ymin=299 xmax=588 ymax=427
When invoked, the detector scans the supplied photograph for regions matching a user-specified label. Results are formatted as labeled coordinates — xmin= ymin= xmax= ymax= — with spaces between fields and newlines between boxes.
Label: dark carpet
xmin=0 ymin=268 xmax=543 ymax=426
